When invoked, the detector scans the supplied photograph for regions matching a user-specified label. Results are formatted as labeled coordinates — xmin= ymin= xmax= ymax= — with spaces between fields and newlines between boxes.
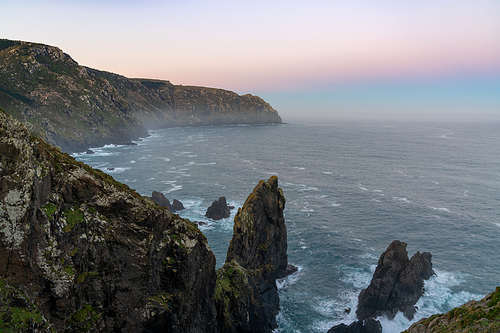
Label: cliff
xmin=0 ymin=110 xmax=290 ymax=332
xmin=0 ymin=39 xmax=282 ymax=153
xmin=404 ymin=287 xmax=500 ymax=333
xmin=0 ymin=109 xmax=217 ymax=332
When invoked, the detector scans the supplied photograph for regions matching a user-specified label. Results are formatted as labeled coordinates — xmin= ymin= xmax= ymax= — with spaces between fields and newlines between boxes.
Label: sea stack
xmin=356 ymin=240 xmax=434 ymax=321
xmin=215 ymin=176 xmax=295 ymax=332
xmin=205 ymin=196 xmax=234 ymax=220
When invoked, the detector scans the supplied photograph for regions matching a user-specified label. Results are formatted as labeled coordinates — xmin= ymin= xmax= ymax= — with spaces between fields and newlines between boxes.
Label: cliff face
xmin=0 ymin=109 xmax=217 ymax=332
xmin=216 ymin=176 xmax=290 ymax=332
xmin=0 ymin=39 xmax=282 ymax=153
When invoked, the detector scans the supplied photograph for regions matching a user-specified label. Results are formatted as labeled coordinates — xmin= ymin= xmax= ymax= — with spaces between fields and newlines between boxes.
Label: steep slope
xmin=404 ymin=287 xmax=500 ymax=333
xmin=0 ymin=39 xmax=282 ymax=153
xmin=0 ymin=109 xmax=217 ymax=332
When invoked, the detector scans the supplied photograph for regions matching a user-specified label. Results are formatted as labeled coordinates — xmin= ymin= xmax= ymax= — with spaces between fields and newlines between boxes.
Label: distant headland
xmin=0 ymin=39 xmax=282 ymax=153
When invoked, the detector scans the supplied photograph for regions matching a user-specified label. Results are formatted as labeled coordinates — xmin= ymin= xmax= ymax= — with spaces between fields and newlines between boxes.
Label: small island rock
xmin=356 ymin=240 xmax=434 ymax=321
xmin=205 ymin=196 xmax=233 ymax=220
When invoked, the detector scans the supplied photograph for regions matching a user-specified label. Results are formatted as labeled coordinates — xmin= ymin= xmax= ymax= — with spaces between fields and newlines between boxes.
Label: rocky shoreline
xmin=0 ymin=39 xmax=282 ymax=153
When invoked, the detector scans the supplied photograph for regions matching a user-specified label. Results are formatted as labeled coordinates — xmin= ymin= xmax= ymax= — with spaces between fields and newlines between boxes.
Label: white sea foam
xmin=323 ymin=172 xmax=333 ymax=174
xmin=372 ymin=190 xmax=383 ymax=193
xmin=130 ymin=160 xmax=136 ymax=163
xmin=165 ymin=184 xmax=183 ymax=193
xmin=428 ymin=206 xmax=451 ymax=213
xmin=393 ymin=197 xmax=411 ymax=203
xmin=103 ymin=167 xmax=130 ymax=174
xmin=277 ymin=266 xmax=303 ymax=290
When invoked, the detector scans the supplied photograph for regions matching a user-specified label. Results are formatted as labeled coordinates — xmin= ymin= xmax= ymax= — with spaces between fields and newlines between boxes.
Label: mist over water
xmin=74 ymin=121 xmax=500 ymax=332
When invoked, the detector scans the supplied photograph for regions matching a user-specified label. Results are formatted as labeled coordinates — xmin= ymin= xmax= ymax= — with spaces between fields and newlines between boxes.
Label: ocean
xmin=73 ymin=121 xmax=500 ymax=333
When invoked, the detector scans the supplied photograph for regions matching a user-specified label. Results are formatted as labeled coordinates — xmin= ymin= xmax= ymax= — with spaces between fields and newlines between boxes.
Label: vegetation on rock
xmin=0 ymin=39 xmax=282 ymax=153
xmin=404 ymin=287 xmax=500 ymax=333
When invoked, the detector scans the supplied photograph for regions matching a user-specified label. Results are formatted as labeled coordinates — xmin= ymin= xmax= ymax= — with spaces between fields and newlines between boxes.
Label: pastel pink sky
xmin=2 ymin=0 xmax=500 ymax=120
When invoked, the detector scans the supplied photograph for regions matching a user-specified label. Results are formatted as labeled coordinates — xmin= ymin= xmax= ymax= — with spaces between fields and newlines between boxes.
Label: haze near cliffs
xmin=0 ymin=39 xmax=282 ymax=153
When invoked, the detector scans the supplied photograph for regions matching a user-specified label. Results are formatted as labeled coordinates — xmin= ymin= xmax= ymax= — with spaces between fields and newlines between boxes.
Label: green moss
xmin=69 ymin=304 xmax=101 ymax=332
xmin=0 ymin=278 xmax=46 ymax=332
xmin=147 ymin=292 xmax=172 ymax=310
xmin=488 ymin=287 xmax=500 ymax=307
xmin=63 ymin=206 xmax=84 ymax=232
xmin=63 ymin=266 xmax=75 ymax=276
xmin=68 ymin=247 xmax=78 ymax=257
xmin=41 ymin=203 xmax=58 ymax=220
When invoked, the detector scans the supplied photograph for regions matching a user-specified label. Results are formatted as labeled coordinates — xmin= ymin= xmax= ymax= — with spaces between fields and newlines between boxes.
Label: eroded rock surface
xmin=151 ymin=191 xmax=185 ymax=212
xmin=0 ymin=110 xmax=217 ymax=332
xmin=206 ymin=197 xmax=233 ymax=220
xmin=356 ymin=240 xmax=434 ymax=321
xmin=215 ymin=176 xmax=294 ymax=332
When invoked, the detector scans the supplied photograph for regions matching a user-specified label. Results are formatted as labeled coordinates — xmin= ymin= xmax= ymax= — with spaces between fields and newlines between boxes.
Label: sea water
xmin=74 ymin=121 xmax=500 ymax=333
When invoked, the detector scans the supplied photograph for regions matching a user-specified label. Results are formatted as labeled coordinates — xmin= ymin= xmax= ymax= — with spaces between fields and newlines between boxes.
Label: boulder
xmin=205 ymin=196 xmax=233 ymax=220
xmin=151 ymin=191 xmax=184 ymax=212
xmin=171 ymin=198 xmax=185 ymax=212
xmin=86 ymin=149 xmax=95 ymax=154
xmin=152 ymin=190 xmax=171 ymax=207
xmin=356 ymin=240 xmax=434 ymax=321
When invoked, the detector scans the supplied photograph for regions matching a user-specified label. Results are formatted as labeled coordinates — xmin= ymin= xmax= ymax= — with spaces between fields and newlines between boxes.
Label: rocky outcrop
xmin=205 ymin=197 xmax=234 ymax=220
xmin=171 ymin=199 xmax=185 ymax=212
xmin=327 ymin=318 xmax=382 ymax=333
xmin=0 ymin=110 xmax=293 ymax=332
xmin=356 ymin=240 xmax=434 ymax=321
xmin=0 ymin=110 xmax=217 ymax=332
xmin=215 ymin=176 xmax=294 ymax=332
xmin=151 ymin=191 xmax=185 ymax=212
xmin=0 ymin=39 xmax=282 ymax=153
xmin=403 ymin=287 xmax=500 ymax=333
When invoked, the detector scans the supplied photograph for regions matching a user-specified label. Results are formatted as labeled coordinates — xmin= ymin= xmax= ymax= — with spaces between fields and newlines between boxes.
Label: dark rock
xmin=194 ymin=221 xmax=208 ymax=226
xmin=171 ymin=199 xmax=185 ymax=211
xmin=0 ymin=110 xmax=218 ymax=332
xmin=356 ymin=240 xmax=434 ymax=321
xmin=327 ymin=319 xmax=382 ymax=333
xmin=86 ymin=149 xmax=95 ymax=154
xmin=215 ymin=176 xmax=289 ymax=332
xmin=106 ymin=167 xmax=114 ymax=170
xmin=151 ymin=191 xmax=185 ymax=212
xmin=205 ymin=196 xmax=233 ymax=220
xmin=151 ymin=190 xmax=171 ymax=207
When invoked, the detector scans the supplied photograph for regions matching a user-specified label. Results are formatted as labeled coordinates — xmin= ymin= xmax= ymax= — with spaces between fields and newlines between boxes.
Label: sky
xmin=2 ymin=0 xmax=500 ymax=122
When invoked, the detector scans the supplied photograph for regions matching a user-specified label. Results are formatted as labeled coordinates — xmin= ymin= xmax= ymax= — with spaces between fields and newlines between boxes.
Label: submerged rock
xmin=356 ymin=240 xmax=434 ymax=321
xmin=206 ymin=196 xmax=233 ymax=220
